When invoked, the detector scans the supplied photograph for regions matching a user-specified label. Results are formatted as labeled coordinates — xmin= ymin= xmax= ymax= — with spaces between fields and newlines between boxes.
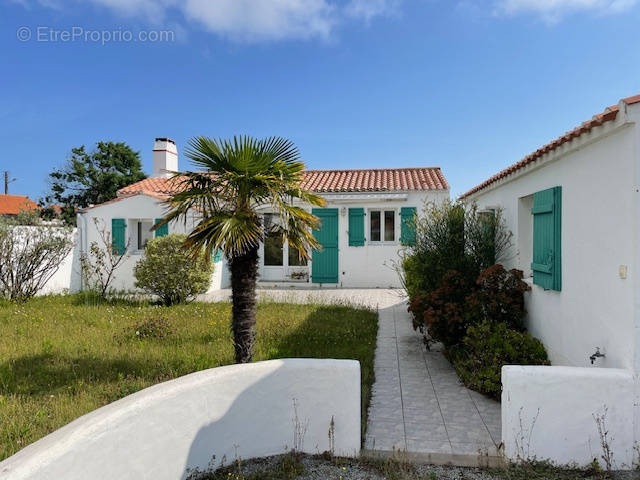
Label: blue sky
xmin=2 ymin=0 xmax=639 ymax=200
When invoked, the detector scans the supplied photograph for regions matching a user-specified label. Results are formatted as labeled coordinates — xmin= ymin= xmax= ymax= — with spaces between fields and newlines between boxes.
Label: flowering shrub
xmin=465 ymin=264 xmax=531 ymax=331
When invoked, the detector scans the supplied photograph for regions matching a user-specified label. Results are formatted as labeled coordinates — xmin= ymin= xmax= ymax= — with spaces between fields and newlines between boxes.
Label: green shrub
xmin=404 ymin=201 xmax=512 ymax=335
xmin=421 ymin=270 xmax=478 ymax=347
xmin=450 ymin=321 xmax=550 ymax=400
xmin=465 ymin=264 xmax=531 ymax=331
xmin=134 ymin=234 xmax=214 ymax=306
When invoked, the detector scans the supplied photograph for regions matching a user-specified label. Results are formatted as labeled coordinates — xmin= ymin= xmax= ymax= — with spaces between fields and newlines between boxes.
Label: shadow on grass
xmin=0 ymin=353 xmax=160 ymax=396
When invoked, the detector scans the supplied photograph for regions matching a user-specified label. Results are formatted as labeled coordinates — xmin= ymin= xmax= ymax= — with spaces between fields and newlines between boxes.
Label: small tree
xmin=0 ymin=218 xmax=73 ymax=301
xmin=80 ymin=218 xmax=130 ymax=298
xmin=134 ymin=234 xmax=214 ymax=306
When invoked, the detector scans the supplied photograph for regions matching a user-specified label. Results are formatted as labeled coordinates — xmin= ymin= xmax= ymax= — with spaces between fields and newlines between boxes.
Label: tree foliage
xmin=134 ymin=234 xmax=214 ymax=306
xmin=0 ymin=218 xmax=74 ymax=301
xmin=46 ymin=142 xmax=146 ymax=224
xmin=160 ymin=135 xmax=326 ymax=363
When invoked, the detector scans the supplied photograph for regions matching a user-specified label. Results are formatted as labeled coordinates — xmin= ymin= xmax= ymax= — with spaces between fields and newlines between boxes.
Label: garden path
xmin=365 ymin=300 xmax=502 ymax=463
xmin=202 ymin=287 xmax=502 ymax=464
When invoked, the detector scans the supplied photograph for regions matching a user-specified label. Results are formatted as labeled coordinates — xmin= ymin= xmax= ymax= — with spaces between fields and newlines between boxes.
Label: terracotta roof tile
xmin=460 ymin=95 xmax=640 ymax=199
xmin=0 ymin=195 xmax=38 ymax=215
xmin=117 ymin=167 xmax=448 ymax=198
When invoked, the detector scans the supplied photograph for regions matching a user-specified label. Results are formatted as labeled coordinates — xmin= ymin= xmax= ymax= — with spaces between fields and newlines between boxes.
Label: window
xmin=370 ymin=211 xmax=381 ymax=242
xmin=136 ymin=220 xmax=153 ymax=250
xmin=370 ymin=209 xmax=396 ymax=243
xmin=384 ymin=211 xmax=395 ymax=241
xmin=288 ymin=246 xmax=308 ymax=266
xmin=264 ymin=231 xmax=284 ymax=266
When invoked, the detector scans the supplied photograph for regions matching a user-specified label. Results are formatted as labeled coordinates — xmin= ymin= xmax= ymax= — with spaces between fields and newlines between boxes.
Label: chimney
xmin=152 ymin=138 xmax=178 ymax=178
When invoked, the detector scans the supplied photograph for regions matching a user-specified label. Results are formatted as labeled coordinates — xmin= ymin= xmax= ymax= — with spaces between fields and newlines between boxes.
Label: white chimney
xmin=152 ymin=137 xmax=178 ymax=178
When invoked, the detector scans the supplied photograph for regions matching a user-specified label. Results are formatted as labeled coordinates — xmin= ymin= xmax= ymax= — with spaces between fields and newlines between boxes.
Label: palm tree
xmin=159 ymin=136 xmax=326 ymax=363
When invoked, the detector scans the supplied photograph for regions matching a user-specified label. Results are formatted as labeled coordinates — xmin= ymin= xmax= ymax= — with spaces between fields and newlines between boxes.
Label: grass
xmin=0 ymin=294 xmax=378 ymax=461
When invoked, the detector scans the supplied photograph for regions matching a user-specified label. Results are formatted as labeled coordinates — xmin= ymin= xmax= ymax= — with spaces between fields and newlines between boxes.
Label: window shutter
xmin=111 ymin=218 xmax=126 ymax=255
xmin=154 ymin=218 xmax=168 ymax=237
xmin=212 ymin=249 xmax=222 ymax=262
xmin=400 ymin=207 xmax=417 ymax=246
xmin=348 ymin=208 xmax=365 ymax=246
xmin=531 ymin=186 xmax=562 ymax=291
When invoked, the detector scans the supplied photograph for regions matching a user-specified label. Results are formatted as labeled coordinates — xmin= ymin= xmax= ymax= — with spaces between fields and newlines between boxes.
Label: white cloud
xmin=15 ymin=0 xmax=398 ymax=42
xmin=345 ymin=0 xmax=399 ymax=23
xmin=495 ymin=0 xmax=637 ymax=21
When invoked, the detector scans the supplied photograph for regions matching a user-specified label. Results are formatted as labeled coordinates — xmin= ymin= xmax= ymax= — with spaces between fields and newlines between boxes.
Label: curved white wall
xmin=502 ymin=366 xmax=635 ymax=468
xmin=0 ymin=359 xmax=361 ymax=480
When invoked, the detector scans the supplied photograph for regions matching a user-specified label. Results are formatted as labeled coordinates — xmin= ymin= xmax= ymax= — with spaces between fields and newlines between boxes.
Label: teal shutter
xmin=111 ymin=218 xmax=126 ymax=255
xmin=348 ymin=208 xmax=365 ymax=246
xmin=212 ymin=249 xmax=222 ymax=262
xmin=400 ymin=207 xmax=417 ymax=246
xmin=154 ymin=218 xmax=168 ymax=237
xmin=531 ymin=186 xmax=562 ymax=291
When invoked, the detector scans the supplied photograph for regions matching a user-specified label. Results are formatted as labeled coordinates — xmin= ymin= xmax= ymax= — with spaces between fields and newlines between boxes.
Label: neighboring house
xmin=461 ymin=94 xmax=640 ymax=467
xmin=0 ymin=194 xmax=38 ymax=217
xmin=76 ymin=138 xmax=450 ymax=292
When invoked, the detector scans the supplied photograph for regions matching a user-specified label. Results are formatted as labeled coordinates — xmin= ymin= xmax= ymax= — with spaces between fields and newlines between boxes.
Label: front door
xmin=312 ymin=208 xmax=339 ymax=284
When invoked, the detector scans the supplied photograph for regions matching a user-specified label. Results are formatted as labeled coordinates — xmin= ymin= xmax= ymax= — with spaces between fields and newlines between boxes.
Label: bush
xmin=421 ymin=270 xmax=477 ymax=347
xmin=0 ymin=220 xmax=73 ymax=301
xmin=465 ymin=264 xmax=531 ymax=331
xmin=134 ymin=234 xmax=214 ymax=306
xmin=450 ymin=321 xmax=550 ymax=400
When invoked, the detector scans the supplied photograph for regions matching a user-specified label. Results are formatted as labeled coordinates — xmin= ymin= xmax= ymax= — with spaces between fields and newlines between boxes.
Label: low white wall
xmin=0 ymin=359 xmax=361 ymax=480
xmin=502 ymin=365 xmax=635 ymax=468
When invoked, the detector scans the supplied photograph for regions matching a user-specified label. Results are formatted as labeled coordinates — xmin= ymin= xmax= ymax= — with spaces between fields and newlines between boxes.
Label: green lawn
xmin=0 ymin=295 xmax=378 ymax=461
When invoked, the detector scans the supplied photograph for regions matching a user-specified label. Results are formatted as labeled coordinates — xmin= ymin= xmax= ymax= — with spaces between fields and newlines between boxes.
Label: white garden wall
xmin=502 ymin=366 xmax=635 ymax=468
xmin=0 ymin=359 xmax=361 ymax=480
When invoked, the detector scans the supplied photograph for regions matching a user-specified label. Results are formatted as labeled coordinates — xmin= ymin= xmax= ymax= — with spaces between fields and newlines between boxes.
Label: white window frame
xmin=368 ymin=208 xmax=398 ymax=245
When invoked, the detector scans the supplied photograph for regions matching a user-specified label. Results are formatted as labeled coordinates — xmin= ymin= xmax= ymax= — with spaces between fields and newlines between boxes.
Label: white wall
xmin=465 ymin=117 xmax=639 ymax=370
xmin=77 ymin=194 xmax=229 ymax=293
xmin=326 ymin=191 xmax=449 ymax=288
xmin=0 ymin=359 xmax=361 ymax=480
xmin=502 ymin=366 xmax=635 ymax=468
xmin=80 ymin=190 xmax=449 ymax=292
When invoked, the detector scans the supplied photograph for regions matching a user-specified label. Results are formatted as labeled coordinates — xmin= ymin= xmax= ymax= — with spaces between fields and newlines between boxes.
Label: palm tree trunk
xmin=229 ymin=245 xmax=259 ymax=363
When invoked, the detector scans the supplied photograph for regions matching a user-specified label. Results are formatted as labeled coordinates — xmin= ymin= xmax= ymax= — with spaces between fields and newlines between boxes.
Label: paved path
xmin=203 ymin=287 xmax=501 ymax=459
xmin=365 ymin=301 xmax=502 ymax=457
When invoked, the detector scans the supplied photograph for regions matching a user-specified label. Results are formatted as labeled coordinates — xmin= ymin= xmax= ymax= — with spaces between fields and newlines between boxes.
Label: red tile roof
xmin=117 ymin=167 xmax=448 ymax=197
xmin=460 ymin=94 xmax=640 ymax=199
xmin=0 ymin=195 xmax=38 ymax=215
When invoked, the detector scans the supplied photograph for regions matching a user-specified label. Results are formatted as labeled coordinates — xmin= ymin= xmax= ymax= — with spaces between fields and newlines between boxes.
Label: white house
xmin=461 ymin=94 xmax=640 ymax=467
xmin=76 ymin=138 xmax=450 ymax=292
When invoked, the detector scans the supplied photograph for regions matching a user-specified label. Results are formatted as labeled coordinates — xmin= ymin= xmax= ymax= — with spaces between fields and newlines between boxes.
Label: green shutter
xmin=348 ymin=208 xmax=365 ymax=246
xmin=111 ymin=218 xmax=126 ymax=255
xmin=531 ymin=186 xmax=562 ymax=291
xmin=212 ymin=249 xmax=222 ymax=262
xmin=400 ymin=207 xmax=417 ymax=246
xmin=154 ymin=218 xmax=168 ymax=237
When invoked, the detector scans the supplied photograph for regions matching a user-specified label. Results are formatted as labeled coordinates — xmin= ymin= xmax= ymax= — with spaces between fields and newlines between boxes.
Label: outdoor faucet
xmin=590 ymin=347 xmax=605 ymax=365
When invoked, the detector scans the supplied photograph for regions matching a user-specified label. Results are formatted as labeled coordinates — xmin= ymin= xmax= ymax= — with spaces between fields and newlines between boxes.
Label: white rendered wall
xmin=502 ymin=366 xmax=635 ymax=468
xmin=77 ymin=195 xmax=230 ymax=293
xmin=326 ymin=191 xmax=450 ymax=288
xmin=465 ymin=120 xmax=638 ymax=370
xmin=0 ymin=359 xmax=361 ymax=480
